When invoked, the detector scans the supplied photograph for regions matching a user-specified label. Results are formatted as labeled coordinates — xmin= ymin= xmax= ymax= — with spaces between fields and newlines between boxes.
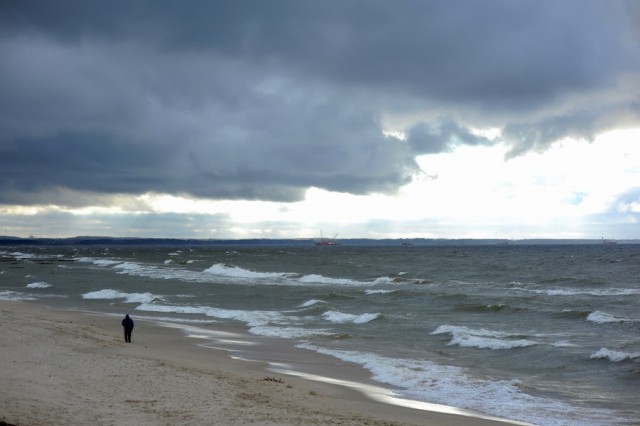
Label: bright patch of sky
xmin=5 ymin=127 xmax=635 ymax=240
xmin=2 ymin=1 xmax=639 ymax=240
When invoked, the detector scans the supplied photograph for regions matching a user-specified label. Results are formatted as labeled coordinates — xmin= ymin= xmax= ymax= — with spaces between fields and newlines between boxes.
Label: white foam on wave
xmin=527 ymin=287 xmax=640 ymax=297
xmin=135 ymin=303 xmax=209 ymax=315
xmin=204 ymin=263 xmax=291 ymax=280
xmin=590 ymin=348 xmax=640 ymax=362
xmin=2 ymin=251 xmax=62 ymax=261
xmin=131 ymin=315 xmax=218 ymax=324
xmin=26 ymin=282 xmax=52 ymax=289
xmin=249 ymin=325 xmax=333 ymax=339
xmin=587 ymin=311 xmax=634 ymax=324
xmin=75 ymin=257 xmax=377 ymax=288
xmin=76 ymin=258 xmax=163 ymax=280
xmin=9 ymin=251 xmax=37 ymax=260
xmin=107 ymin=260 xmax=203 ymax=282
xmin=298 ymin=299 xmax=325 ymax=308
xmin=75 ymin=257 xmax=122 ymax=267
xmin=322 ymin=310 xmax=381 ymax=324
xmin=136 ymin=302 xmax=288 ymax=328
xmin=296 ymin=343 xmax=611 ymax=426
xmin=364 ymin=289 xmax=396 ymax=295
xmin=83 ymin=256 xmax=286 ymax=285
xmin=552 ymin=340 xmax=578 ymax=348
xmin=136 ymin=302 xmax=339 ymax=339
xmin=432 ymin=325 xmax=538 ymax=350
xmin=82 ymin=289 xmax=159 ymax=304
xmin=372 ymin=276 xmax=395 ymax=285
xmin=114 ymin=261 xmax=149 ymax=274
xmin=0 ymin=290 xmax=36 ymax=301
xmin=298 ymin=274 xmax=366 ymax=286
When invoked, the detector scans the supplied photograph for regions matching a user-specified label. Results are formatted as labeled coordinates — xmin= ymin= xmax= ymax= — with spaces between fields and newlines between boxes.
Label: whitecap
xmin=371 ymin=276 xmax=395 ymax=285
xmin=298 ymin=299 xmax=325 ymax=308
xmin=82 ymin=289 xmax=159 ymax=304
xmin=432 ymin=325 xmax=537 ymax=350
xmin=10 ymin=252 xmax=37 ymax=260
xmin=248 ymin=325 xmax=333 ymax=339
xmin=551 ymin=340 xmax=578 ymax=348
xmin=75 ymin=257 xmax=122 ymax=267
xmin=527 ymin=287 xmax=640 ymax=297
xmin=136 ymin=303 xmax=289 ymax=328
xmin=113 ymin=262 xmax=148 ymax=274
xmin=296 ymin=343 xmax=614 ymax=426
xmin=364 ymin=289 xmax=396 ymax=295
xmin=26 ymin=282 xmax=52 ymax=289
xmin=587 ymin=311 xmax=632 ymax=324
xmin=204 ymin=263 xmax=290 ymax=280
xmin=298 ymin=274 xmax=366 ymax=286
xmin=590 ymin=348 xmax=640 ymax=362
xmin=130 ymin=315 xmax=218 ymax=324
xmin=0 ymin=290 xmax=36 ymax=301
xmin=136 ymin=303 xmax=209 ymax=315
xmin=322 ymin=310 xmax=381 ymax=324
xmin=204 ymin=307 xmax=288 ymax=327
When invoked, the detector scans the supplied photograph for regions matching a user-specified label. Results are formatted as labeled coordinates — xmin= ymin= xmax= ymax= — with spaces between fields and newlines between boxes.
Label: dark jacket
xmin=122 ymin=315 xmax=134 ymax=330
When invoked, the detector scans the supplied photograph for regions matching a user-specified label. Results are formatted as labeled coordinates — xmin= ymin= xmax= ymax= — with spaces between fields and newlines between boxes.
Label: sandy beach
xmin=0 ymin=300 xmax=524 ymax=426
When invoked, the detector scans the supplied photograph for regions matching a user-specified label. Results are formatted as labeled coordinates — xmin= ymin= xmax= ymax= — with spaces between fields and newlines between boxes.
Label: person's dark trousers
xmin=124 ymin=329 xmax=132 ymax=343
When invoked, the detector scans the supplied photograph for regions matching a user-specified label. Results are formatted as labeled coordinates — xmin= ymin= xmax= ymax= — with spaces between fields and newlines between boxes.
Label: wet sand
xmin=0 ymin=300 xmax=526 ymax=425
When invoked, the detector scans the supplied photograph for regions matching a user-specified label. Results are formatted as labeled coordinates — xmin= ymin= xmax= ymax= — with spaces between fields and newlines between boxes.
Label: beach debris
xmin=261 ymin=376 xmax=284 ymax=383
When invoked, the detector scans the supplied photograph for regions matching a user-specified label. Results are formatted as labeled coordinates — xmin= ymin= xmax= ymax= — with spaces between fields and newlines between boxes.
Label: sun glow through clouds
xmin=2 ymin=2 xmax=640 ymax=240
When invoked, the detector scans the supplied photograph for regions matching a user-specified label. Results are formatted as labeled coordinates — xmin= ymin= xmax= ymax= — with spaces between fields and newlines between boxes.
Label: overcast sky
xmin=1 ymin=0 xmax=640 ymax=240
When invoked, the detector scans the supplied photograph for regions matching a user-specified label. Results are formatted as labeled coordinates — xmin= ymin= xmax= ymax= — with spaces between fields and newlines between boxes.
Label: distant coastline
xmin=1 ymin=236 xmax=638 ymax=247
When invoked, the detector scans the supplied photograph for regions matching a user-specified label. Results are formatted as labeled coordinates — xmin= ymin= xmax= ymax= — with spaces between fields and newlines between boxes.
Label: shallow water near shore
xmin=2 ymin=244 xmax=639 ymax=425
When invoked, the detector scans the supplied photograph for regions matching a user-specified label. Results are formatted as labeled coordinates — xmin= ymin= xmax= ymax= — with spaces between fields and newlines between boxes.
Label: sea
xmin=1 ymin=243 xmax=639 ymax=426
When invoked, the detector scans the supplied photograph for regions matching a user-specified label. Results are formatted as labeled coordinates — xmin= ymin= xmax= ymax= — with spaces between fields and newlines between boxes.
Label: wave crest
xmin=204 ymin=263 xmax=290 ymax=280
xmin=82 ymin=289 xmax=160 ymax=304
xmin=590 ymin=348 xmax=640 ymax=362
xmin=587 ymin=311 xmax=631 ymax=324
xmin=322 ymin=310 xmax=382 ymax=324
xmin=26 ymin=282 xmax=52 ymax=289
xmin=431 ymin=325 xmax=537 ymax=350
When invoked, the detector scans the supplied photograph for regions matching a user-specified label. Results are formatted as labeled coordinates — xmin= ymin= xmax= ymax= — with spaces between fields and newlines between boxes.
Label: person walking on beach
xmin=121 ymin=314 xmax=134 ymax=343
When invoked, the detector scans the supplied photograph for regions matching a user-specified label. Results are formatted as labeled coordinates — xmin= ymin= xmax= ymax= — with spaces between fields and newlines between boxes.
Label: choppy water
xmin=1 ymin=244 xmax=639 ymax=425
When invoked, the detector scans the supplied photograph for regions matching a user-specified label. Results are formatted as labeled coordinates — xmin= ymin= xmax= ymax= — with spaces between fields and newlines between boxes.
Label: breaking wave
xmin=590 ymin=348 xmax=640 ymax=362
xmin=26 ymin=282 xmax=52 ymax=289
xmin=82 ymin=289 xmax=160 ymax=304
xmin=322 ymin=310 xmax=382 ymax=324
xmin=431 ymin=325 xmax=538 ymax=350
xmin=587 ymin=311 xmax=636 ymax=324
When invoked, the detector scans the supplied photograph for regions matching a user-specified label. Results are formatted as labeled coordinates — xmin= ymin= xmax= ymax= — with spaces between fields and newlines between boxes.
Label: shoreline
xmin=0 ymin=300 xmax=525 ymax=425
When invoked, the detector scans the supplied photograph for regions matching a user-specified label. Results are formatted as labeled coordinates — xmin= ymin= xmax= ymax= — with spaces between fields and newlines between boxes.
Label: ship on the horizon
xmin=314 ymin=231 xmax=340 ymax=246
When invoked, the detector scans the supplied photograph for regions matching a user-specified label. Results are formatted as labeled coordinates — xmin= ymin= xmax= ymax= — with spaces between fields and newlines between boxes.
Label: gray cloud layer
xmin=1 ymin=0 xmax=638 ymax=205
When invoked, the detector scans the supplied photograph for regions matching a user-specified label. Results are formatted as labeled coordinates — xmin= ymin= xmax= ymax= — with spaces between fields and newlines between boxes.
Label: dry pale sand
xmin=0 ymin=300 xmax=525 ymax=426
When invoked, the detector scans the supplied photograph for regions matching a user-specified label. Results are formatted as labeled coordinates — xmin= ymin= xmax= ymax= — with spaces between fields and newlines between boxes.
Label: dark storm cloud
xmin=406 ymin=118 xmax=492 ymax=154
xmin=1 ymin=0 xmax=638 ymax=205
